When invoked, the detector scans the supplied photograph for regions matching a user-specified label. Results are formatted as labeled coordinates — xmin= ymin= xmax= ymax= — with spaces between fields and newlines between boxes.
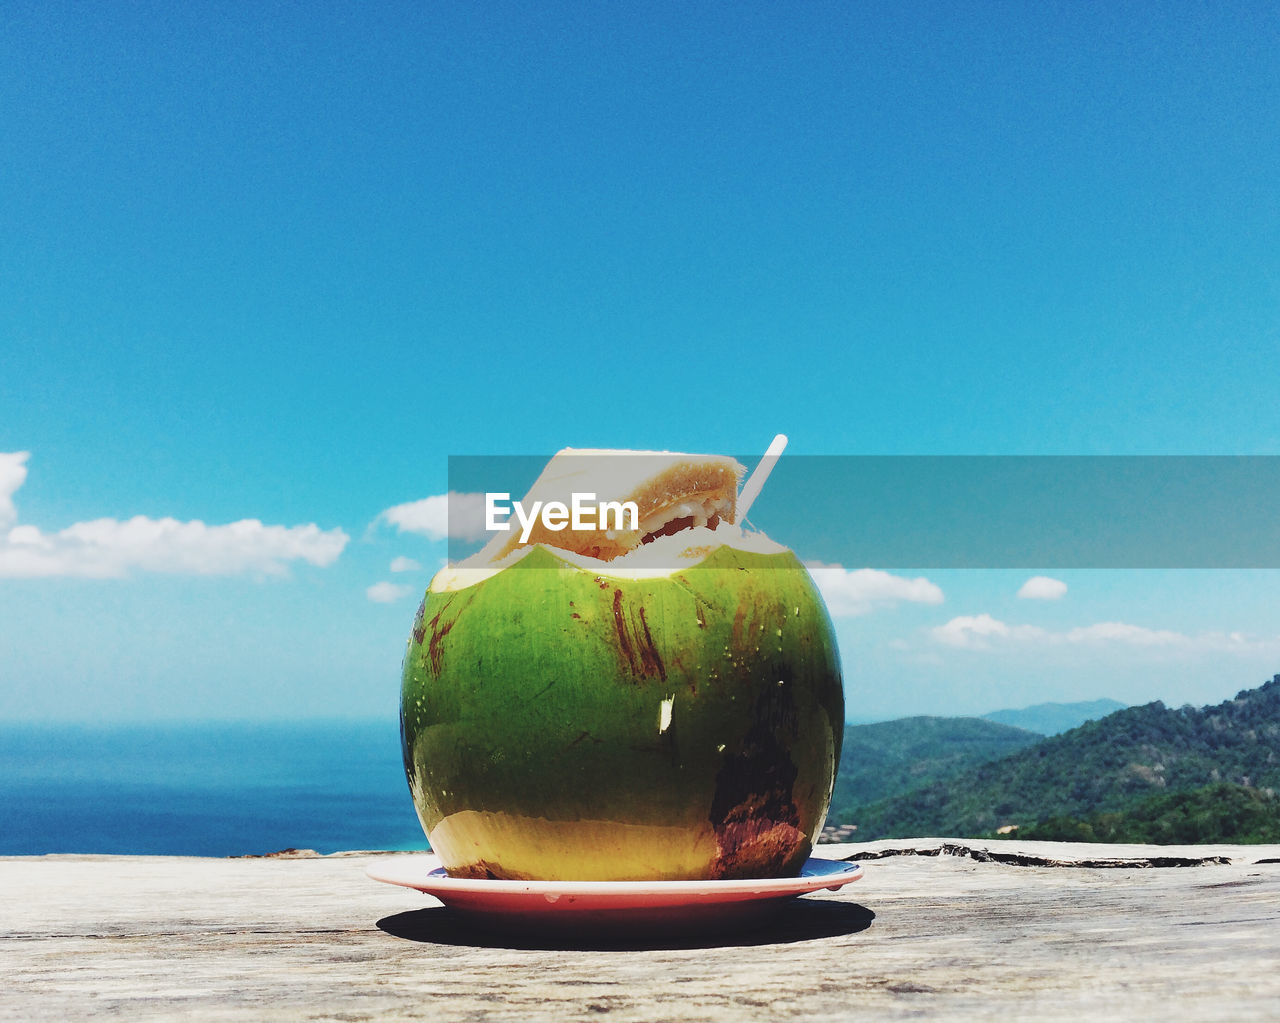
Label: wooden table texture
xmin=4 ymin=839 xmax=1279 ymax=1022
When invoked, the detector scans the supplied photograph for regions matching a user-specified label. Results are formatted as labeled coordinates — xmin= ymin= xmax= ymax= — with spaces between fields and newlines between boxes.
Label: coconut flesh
xmin=432 ymin=447 xmax=790 ymax=592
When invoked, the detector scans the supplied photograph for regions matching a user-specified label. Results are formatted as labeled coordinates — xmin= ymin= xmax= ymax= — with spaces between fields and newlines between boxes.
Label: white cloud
xmin=931 ymin=613 xmax=1273 ymax=655
xmin=389 ymin=556 xmax=422 ymax=573
xmin=0 ymin=451 xmax=29 ymax=530
xmin=1062 ymin=622 xmax=1190 ymax=646
xmin=366 ymin=581 xmax=416 ymax=603
xmin=804 ymin=562 xmax=943 ymax=618
xmin=374 ymin=492 xmax=489 ymax=542
xmin=1017 ymin=575 xmax=1067 ymax=600
xmin=932 ymin=613 xmax=1045 ymax=649
xmin=0 ymin=452 xmax=349 ymax=579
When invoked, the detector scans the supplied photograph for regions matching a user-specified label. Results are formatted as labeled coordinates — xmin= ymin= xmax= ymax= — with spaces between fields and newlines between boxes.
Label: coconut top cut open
xmin=482 ymin=447 xmax=745 ymax=562
xmin=432 ymin=448 xmax=789 ymax=593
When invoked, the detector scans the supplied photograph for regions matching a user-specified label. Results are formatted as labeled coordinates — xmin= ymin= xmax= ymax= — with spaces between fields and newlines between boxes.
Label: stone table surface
xmin=4 ymin=839 xmax=1280 ymax=1022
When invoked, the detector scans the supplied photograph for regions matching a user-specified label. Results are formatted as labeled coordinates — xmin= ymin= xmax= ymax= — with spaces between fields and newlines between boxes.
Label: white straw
xmin=737 ymin=434 xmax=788 ymax=522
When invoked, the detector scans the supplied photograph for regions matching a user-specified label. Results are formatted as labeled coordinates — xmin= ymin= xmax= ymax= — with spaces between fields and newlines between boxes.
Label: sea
xmin=0 ymin=720 xmax=430 ymax=857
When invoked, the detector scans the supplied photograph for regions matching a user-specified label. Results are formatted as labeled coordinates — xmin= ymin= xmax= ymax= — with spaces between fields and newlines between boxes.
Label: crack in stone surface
xmin=840 ymin=842 xmax=1231 ymax=869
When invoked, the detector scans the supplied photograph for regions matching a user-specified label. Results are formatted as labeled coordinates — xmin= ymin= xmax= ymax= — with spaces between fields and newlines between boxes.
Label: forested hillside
xmin=850 ymin=675 xmax=1280 ymax=840
xmin=828 ymin=716 xmax=1041 ymax=825
xmin=1021 ymin=783 xmax=1280 ymax=844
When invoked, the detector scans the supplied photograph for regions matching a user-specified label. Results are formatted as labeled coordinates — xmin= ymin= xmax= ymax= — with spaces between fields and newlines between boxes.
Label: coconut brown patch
xmin=707 ymin=674 xmax=807 ymax=880
xmin=609 ymin=588 xmax=667 ymax=682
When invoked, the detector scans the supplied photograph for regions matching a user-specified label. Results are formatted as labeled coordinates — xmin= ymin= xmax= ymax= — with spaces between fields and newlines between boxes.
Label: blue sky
xmin=3 ymin=2 xmax=1279 ymax=721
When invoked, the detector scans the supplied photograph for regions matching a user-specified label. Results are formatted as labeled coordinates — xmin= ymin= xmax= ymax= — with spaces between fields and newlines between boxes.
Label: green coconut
xmin=400 ymin=450 xmax=844 ymax=881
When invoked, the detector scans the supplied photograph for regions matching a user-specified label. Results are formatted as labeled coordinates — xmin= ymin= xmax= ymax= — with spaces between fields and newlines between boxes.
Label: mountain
xmin=851 ymin=674 xmax=1280 ymax=840
xmin=983 ymin=698 xmax=1127 ymax=736
xmin=1022 ymin=783 xmax=1280 ymax=844
xmin=829 ymin=716 xmax=1042 ymax=825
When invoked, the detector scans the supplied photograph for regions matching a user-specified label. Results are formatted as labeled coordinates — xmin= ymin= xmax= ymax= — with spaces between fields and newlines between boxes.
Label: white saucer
xmin=367 ymin=856 xmax=863 ymax=926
